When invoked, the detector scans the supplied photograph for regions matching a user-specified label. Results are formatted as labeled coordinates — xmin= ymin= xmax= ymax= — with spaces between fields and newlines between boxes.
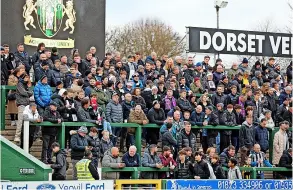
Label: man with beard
xmin=102 ymin=147 xmax=125 ymax=179
xmin=159 ymin=146 xmax=177 ymax=179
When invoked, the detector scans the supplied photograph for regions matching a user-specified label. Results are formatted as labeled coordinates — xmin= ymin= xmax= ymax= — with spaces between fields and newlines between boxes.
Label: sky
xmin=106 ymin=0 xmax=292 ymax=66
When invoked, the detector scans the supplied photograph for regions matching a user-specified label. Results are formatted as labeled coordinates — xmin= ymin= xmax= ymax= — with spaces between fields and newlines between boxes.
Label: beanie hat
xmin=242 ymin=58 xmax=248 ymax=63
xmin=49 ymin=101 xmax=58 ymax=107
xmin=195 ymin=62 xmax=202 ymax=67
xmin=41 ymin=60 xmax=48 ymax=66
xmin=78 ymin=126 xmax=88 ymax=134
xmin=194 ymin=77 xmax=200 ymax=83
xmin=56 ymin=81 xmax=63 ymax=86
xmin=206 ymin=106 xmax=213 ymax=111
xmin=40 ymin=75 xmax=47 ymax=81
xmin=58 ymin=88 xmax=67 ymax=96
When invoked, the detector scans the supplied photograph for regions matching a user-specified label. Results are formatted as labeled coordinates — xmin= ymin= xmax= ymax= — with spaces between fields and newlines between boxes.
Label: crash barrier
xmin=164 ymin=179 xmax=293 ymax=190
xmin=23 ymin=121 xmax=291 ymax=163
xmin=0 ymin=180 xmax=114 ymax=190
xmin=0 ymin=85 xmax=205 ymax=130
xmin=101 ymin=167 xmax=292 ymax=180
xmin=0 ymin=136 xmax=52 ymax=181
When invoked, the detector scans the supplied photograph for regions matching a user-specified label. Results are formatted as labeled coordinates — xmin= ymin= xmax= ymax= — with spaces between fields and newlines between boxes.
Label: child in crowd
xmin=175 ymin=150 xmax=194 ymax=179
xmin=228 ymin=158 xmax=242 ymax=180
xmin=100 ymin=131 xmax=113 ymax=161
xmin=211 ymin=154 xmax=226 ymax=179
xmin=242 ymin=157 xmax=252 ymax=179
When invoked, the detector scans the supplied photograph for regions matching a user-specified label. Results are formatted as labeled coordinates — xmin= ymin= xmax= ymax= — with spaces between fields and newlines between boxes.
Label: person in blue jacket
xmin=34 ymin=75 xmax=52 ymax=115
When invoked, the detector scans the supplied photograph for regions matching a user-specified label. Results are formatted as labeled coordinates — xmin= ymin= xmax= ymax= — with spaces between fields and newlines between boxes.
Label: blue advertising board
xmin=166 ymin=179 xmax=292 ymax=190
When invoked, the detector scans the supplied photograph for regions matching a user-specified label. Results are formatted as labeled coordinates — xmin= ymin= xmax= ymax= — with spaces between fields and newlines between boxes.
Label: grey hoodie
xmin=239 ymin=121 xmax=255 ymax=149
xmin=228 ymin=166 xmax=242 ymax=180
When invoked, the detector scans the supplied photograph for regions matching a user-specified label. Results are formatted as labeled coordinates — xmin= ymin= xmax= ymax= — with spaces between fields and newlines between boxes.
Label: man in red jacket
xmin=159 ymin=146 xmax=177 ymax=179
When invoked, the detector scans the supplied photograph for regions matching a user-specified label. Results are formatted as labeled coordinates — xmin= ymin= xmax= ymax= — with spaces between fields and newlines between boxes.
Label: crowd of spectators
xmin=1 ymin=42 xmax=292 ymax=180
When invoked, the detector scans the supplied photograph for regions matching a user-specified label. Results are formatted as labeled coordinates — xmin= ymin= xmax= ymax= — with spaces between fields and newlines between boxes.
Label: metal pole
xmin=216 ymin=6 xmax=220 ymax=59
xmin=23 ymin=121 xmax=29 ymax=153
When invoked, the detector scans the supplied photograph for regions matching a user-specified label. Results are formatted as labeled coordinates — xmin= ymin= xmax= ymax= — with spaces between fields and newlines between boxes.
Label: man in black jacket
xmin=192 ymin=151 xmax=210 ymax=179
xmin=51 ymin=142 xmax=67 ymax=180
xmin=14 ymin=43 xmax=31 ymax=74
xmin=147 ymin=101 xmax=166 ymax=144
xmin=211 ymin=154 xmax=226 ymax=179
xmin=176 ymin=150 xmax=194 ymax=179
xmin=177 ymin=121 xmax=196 ymax=152
xmin=70 ymin=126 xmax=91 ymax=180
xmin=221 ymin=104 xmax=237 ymax=153
xmin=276 ymin=98 xmax=290 ymax=125
xmin=278 ymin=148 xmax=293 ymax=179
xmin=42 ymin=101 xmax=63 ymax=164
xmin=263 ymin=88 xmax=278 ymax=120
xmin=204 ymin=106 xmax=219 ymax=148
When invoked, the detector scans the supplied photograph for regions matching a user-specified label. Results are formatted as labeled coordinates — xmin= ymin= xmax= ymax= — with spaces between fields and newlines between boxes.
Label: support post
xmin=216 ymin=6 xmax=220 ymax=59
xmin=251 ymin=167 xmax=257 ymax=179
xmin=1 ymin=86 xmax=7 ymax=130
xmin=135 ymin=124 xmax=142 ymax=163
xmin=269 ymin=128 xmax=275 ymax=163
xmin=23 ymin=121 xmax=30 ymax=153
xmin=60 ymin=122 xmax=66 ymax=149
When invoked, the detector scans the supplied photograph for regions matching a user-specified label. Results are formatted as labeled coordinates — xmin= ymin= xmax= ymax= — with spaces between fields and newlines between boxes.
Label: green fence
xmin=101 ymin=166 xmax=292 ymax=180
xmin=24 ymin=121 xmax=292 ymax=163
xmin=0 ymin=136 xmax=52 ymax=181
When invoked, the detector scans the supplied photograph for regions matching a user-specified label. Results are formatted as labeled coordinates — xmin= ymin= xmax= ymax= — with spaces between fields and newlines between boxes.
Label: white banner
xmin=1 ymin=180 xmax=114 ymax=190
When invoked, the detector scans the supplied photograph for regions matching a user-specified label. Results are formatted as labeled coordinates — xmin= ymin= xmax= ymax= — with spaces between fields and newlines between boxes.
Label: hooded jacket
xmin=228 ymin=166 xmax=242 ymax=180
xmin=51 ymin=149 xmax=67 ymax=178
xmin=101 ymin=151 xmax=122 ymax=179
xmin=34 ymin=80 xmax=52 ymax=108
xmin=162 ymin=130 xmax=177 ymax=152
xmin=106 ymin=100 xmax=123 ymax=123
xmin=140 ymin=147 xmax=162 ymax=179
xmin=223 ymin=111 xmax=237 ymax=135
xmin=176 ymin=160 xmax=193 ymax=179
xmin=16 ymin=79 xmax=33 ymax=106
xmin=239 ymin=121 xmax=255 ymax=149
xmin=211 ymin=162 xmax=226 ymax=179
xmin=23 ymin=105 xmax=39 ymax=122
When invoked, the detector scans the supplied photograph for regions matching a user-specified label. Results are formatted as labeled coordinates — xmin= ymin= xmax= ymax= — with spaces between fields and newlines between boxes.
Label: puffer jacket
xmin=227 ymin=93 xmax=239 ymax=106
xmin=106 ymin=100 xmax=123 ymax=123
xmin=70 ymin=133 xmax=88 ymax=160
xmin=176 ymin=160 xmax=193 ymax=179
xmin=222 ymin=111 xmax=236 ymax=135
xmin=278 ymin=150 xmax=293 ymax=177
xmin=239 ymin=121 xmax=255 ymax=149
xmin=86 ymin=135 xmax=100 ymax=158
xmin=101 ymin=152 xmax=122 ymax=179
xmin=51 ymin=149 xmax=67 ymax=179
xmin=177 ymin=129 xmax=196 ymax=152
xmin=23 ymin=105 xmax=39 ymax=122
xmin=147 ymin=108 xmax=165 ymax=125
xmin=219 ymin=148 xmax=234 ymax=167
xmin=50 ymin=67 xmax=65 ymax=87
xmin=191 ymin=111 xmax=205 ymax=126
xmin=279 ymin=91 xmax=292 ymax=105
xmin=211 ymin=93 xmax=227 ymax=107
xmin=140 ymin=147 xmax=162 ymax=179
xmin=16 ymin=79 xmax=33 ymax=106
xmin=100 ymin=138 xmax=114 ymax=157
xmin=177 ymin=98 xmax=192 ymax=112
xmin=34 ymin=80 xmax=52 ymax=108
xmin=192 ymin=160 xmax=210 ymax=179
xmin=211 ymin=162 xmax=226 ymax=179
xmin=255 ymin=125 xmax=269 ymax=152
xmin=263 ymin=94 xmax=278 ymax=113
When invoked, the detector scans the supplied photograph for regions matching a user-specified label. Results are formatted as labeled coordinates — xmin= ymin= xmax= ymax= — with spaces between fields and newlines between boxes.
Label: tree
xmin=238 ymin=19 xmax=291 ymax=72
xmin=106 ymin=18 xmax=186 ymax=58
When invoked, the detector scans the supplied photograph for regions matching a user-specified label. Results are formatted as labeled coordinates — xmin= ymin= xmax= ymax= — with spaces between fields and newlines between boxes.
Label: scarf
xmin=164 ymin=96 xmax=176 ymax=110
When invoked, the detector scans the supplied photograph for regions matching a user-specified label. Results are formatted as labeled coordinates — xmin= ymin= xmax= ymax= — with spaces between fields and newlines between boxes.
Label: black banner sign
xmin=187 ymin=27 xmax=292 ymax=58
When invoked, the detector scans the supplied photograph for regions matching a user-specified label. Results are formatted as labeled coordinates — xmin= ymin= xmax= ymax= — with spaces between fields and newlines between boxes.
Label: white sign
xmin=1 ymin=181 xmax=114 ymax=190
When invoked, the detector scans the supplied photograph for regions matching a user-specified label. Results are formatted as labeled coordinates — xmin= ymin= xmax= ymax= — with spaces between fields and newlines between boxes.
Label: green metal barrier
xmin=0 ymin=135 xmax=52 ymax=181
xmin=101 ymin=166 xmax=291 ymax=180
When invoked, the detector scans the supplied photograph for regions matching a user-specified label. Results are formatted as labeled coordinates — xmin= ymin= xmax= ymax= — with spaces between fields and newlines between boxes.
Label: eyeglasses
xmin=133 ymin=75 xmax=139 ymax=77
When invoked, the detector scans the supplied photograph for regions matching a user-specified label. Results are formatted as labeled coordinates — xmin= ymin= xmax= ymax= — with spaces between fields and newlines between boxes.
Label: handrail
xmin=23 ymin=121 xmax=285 ymax=163
xmin=101 ymin=166 xmax=292 ymax=179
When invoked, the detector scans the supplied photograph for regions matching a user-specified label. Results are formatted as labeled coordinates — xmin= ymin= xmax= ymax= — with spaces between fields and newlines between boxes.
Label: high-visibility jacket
xmin=76 ymin=159 xmax=95 ymax=181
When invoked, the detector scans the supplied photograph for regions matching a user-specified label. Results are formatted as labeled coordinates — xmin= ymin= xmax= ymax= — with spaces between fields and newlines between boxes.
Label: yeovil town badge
xmin=23 ymin=0 xmax=76 ymax=48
